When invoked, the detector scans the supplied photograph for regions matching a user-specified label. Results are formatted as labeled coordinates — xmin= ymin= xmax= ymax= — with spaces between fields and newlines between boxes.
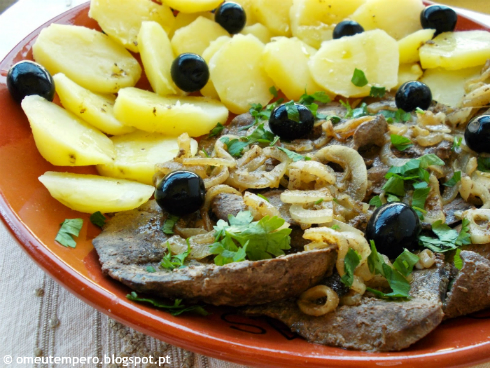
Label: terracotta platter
xmin=0 ymin=2 xmax=489 ymax=367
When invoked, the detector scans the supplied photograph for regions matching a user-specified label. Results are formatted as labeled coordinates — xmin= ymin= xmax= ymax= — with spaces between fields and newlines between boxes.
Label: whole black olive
xmin=365 ymin=202 xmax=421 ymax=259
xmin=215 ymin=2 xmax=247 ymax=34
xmin=171 ymin=53 xmax=209 ymax=92
xmin=395 ymin=81 xmax=432 ymax=112
xmin=7 ymin=60 xmax=55 ymax=103
xmin=420 ymin=5 xmax=457 ymax=37
xmin=464 ymin=115 xmax=490 ymax=154
xmin=269 ymin=103 xmax=314 ymax=141
xmin=333 ymin=20 xmax=364 ymax=39
xmin=155 ymin=171 xmax=206 ymax=216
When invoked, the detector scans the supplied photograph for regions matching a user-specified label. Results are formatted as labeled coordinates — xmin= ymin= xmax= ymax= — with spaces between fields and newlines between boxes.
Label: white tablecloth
xmin=0 ymin=1 xmax=490 ymax=368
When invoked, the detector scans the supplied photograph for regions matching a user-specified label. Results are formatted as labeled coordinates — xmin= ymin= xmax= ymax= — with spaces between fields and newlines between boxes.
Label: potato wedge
xmin=114 ymin=87 xmax=229 ymax=137
xmin=97 ymin=131 xmax=198 ymax=185
xmin=290 ymin=0 xmax=365 ymax=49
xmin=53 ymin=73 xmax=134 ymax=136
xmin=160 ymin=0 xmax=223 ymax=13
xmin=209 ymin=34 xmax=274 ymax=114
xmin=241 ymin=23 xmax=272 ymax=44
xmin=39 ymin=171 xmax=154 ymax=213
xmin=420 ymin=66 xmax=482 ymax=107
xmin=250 ymin=0 xmax=293 ymax=37
xmin=309 ymin=30 xmax=399 ymax=97
xmin=398 ymin=29 xmax=435 ymax=64
xmin=201 ymin=36 xmax=232 ymax=100
xmin=169 ymin=11 xmax=214 ymax=39
xmin=21 ymin=95 xmax=115 ymax=166
xmin=138 ymin=21 xmax=179 ymax=97
xmin=397 ymin=64 xmax=423 ymax=89
xmin=352 ymin=0 xmax=424 ymax=40
xmin=263 ymin=37 xmax=327 ymax=101
xmin=33 ymin=24 xmax=141 ymax=94
xmin=420 ymin=31 xmax=490 ymax=70
xmin=171 ymin=16 xmax=229 ymax=56
xmin=89 ymin=0 xmax=175 ymax=53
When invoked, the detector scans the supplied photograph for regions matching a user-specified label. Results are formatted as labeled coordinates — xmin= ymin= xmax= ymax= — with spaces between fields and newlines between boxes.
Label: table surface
xmin=1 ymin=1 xmax=490 ymax=368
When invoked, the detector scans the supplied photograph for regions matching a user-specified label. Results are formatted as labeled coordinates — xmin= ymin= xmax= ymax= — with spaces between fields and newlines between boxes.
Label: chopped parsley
xmin=269 ymin=85 xmax=279 ymax=98
xmin=419 ymin=218 xmax=471 ymax=253
xmin=331 ymin=224 xmax=341 ymax=231
xmin=55 ymin=218 xmax=83 ymax=248
xmin=340 ymin=248 xmax=361 ymax=288
xmin=415 ymin=107 xmax=426 ymax=114
xmin=126 ymin=292 xmax=208 ymax=316
xmin=146 ymin=266 xmax=156 ymax=273
xmin=314 ymin=198 xmax=324 ymax=205
xmin=162 ymin=215 xmax=179 ymax=235
xmin=160 ymin=240 xmax=191 ymax=270
xmin=298 ymin=91 xmax=332 ymax=119
xmin=208 ymin=122 xmax=224 ymax=137
xmin=210 ymin=211 xmax=291 ymax=266
xmin=390 ymin=134 xmax=413 ymax=151
xmin=444 ymin=171 xmax=461 ymax=187
xmin=370 ymin=86 xmax=386 ymax=98
xmin=477 ymin=157 xmax=490 ymax=172
xmin=325 ymin=115 xmax=342 ymax=124
xmin=221 ymin=123 xmax=278 ymax=157
xmin=284 ymin=100 xmax=300 ymax=122
xmin=379 ymin=109 xmax=412 ymax=123
xmin=220 ymin=137 xmax=250 ymax=157
xmin=340 ymin=100 xmax=370 ymax=119
xmin=351 ymin=68 xmax=368 ymax=87
xmin=453 ymin=248 xmax=463 ymax=270
xmin=277 ymin=147 xmax=310 ymax=162
xmin=387 ymin=194 xmax=401 ymax=202
xmin=257 ymin=193 xmax=269 ymax=202
xmin=369 ymin=195 xmax=383 ymax=208
xmin=366 ymin=240 xmax=417 ymax=299
xmin=90 ymin=211 xmax=106 ymax=228
xmin=452 ymin=136 xmax=462 ymax=152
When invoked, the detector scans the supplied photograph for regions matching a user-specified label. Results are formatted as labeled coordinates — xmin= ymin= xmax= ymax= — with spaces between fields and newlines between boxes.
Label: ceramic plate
xmin=1 ymin=2 xmax=490 ymax=367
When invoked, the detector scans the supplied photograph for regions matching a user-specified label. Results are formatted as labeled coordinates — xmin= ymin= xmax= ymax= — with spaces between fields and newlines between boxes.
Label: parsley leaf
xmin=208 ymin=122 xmax=224 ymax=137
xmin=90 ymin=211 xmax=106 ymax=228
xmin=284 ymin=100 xmax=300 ymax=122
xmin=419 ymin=218 xmax=471 ymax=252
xmin=161 ymin=240 xmax=191 ymax=270
xmin=298 ymin=91 xmax=332 ymax=118
xmin=220 ymin=137 xmax=249 ymax=157
xmin=415 ymin=107 xmax=426 ymax=114
xmin=452 ymin=136 xmax=462 ymax=152
xmin=444 ymin=171 xmax=461 ymax=187
xmin=257 ymin=193 xmax=269 ymax=202
xmin=369 ymin=195 xmax=383 ymax=208
xmin=314 ymin=198 xmax=324 ymax=205
xmin=340 ymin=248 xmax=361 ymax=288
xmin=55 ymin=219 xmax=83 ymax=248
xmin=277 ymin=147 xmax=308 ymax=162
xmin=221 ymin=124 xmax=278 ymax=157
xmin=146 ymin=266 xmax=156 ymax=273
xmin=210 ymin=211 xmax=291 ymax=265
xmin=383 ymin=175 xmax=406 ymax=197
xmin=387 ymin=194 xmax=400 ymax=202
xmin=379 ymin=109 xmax=412 ymax=123
xmin=331 ymin=224 xmax=341 ymax=230
xmin=370 ymin=86 xmax=386 ymax=98
xmin=391 ymin=134 xmax=413 ymax=151
xmin=127 ymin=292 xmax=208 ymax=316
xmin=269 ymin=86 xmax=279 ymax=98
xmin=247 ymin=123 xmax=275 ymax=144
xmin=162 ymin=215 xmax=179 ymax=235
xmin=392 ymin=249 xmax=419 ymax=277
xmin=412 ymin=187 xmax=431 ymax=213
xmin=477 ymin=157 xmax=490 ymax=172
xmin=366 ymin=240 xmax=412 ymax=299
xmin=351 ymin=68 xmax=368 ymax=87
xmin=341 ymin=100 xmax=370 ymax=119
xmin=453 ymin=248 xmax=463 ymax=270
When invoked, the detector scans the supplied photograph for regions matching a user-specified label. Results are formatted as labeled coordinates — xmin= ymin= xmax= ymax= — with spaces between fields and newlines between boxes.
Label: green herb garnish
xmin=452 ymin=136 xmax=462 ymax=152
xmin=160 ymin=240 xmax=191 ymax=270
xmin=415 ymin=107 xmax=426 ymax=114
xmin=379 ymin=109 xmax=412 ymax=123
xmin=370 ymin=86 xmax=386 ymax=98
xmin=444 ymin=171 xmax=461 ymax=187
xmin=257 ymin=194 xmax=269 ymax=202
xmin=127 ymin=292 xmax=208 ymax=316
xmin=477 ymin=157 xmax=490 ymax=172
xmin=269 ymin=86 xmax=279 ymax=98
xmin=419 ymin=218 xmax=471 ymax=253
xmin=162 ymin=215 xmax=179 ymax=235
xmin=90 ymin=211 xmax=106 ymax=228
xmin=55 ymin=218 xmax=83 ymax=248
xmin=277 ymin=147 xmax=309 ymax=162
xmin=351 ymin=68 xmax=368 ymax=87
xmin=369 ymin=196 xmax=383 ymax=208
xmin=391 ymin=134 xmax=413 ymax=151
xmin=454 ymin=248 xmax=463 ymax=270
xmin=208 ymin=122 xmax=225 ymax=137
xmin=340 ymin=248 xmax=361 ymax=288
xmin=146 ymin=266 xmax=156 ymax=273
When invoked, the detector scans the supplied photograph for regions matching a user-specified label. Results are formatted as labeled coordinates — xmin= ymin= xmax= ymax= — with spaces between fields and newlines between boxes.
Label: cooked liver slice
xmin=93 ymin=200 xmax=337 ymax=306
xmin=410 ymin=255 xmax=453 ymax=305
xmin=444 ymin=251 xmax=490 ymax=319
xmin=211 ymin=193 xmax=247 ymax=221
xmin=243 ymin=297 xmax=443 ymax=352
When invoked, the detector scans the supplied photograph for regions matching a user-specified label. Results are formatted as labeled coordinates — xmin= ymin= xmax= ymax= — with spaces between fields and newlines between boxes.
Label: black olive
xmin=332 ymin=20 xmax=364 ymax=39
xmin=155 ymin=171 xmax=205 ymax=216
xmin=395 ymin=81 xmax=432 ymax=112
xmin=269 ymin=103 xmax=314 ymax=141
xmin=420 ymin=5 xmax=457 ymax=37
xmin=215 ymin=2 xmax=246 ymax=34
xmin=7 ymin=60 xmax=55 ymax=103
xmin=170 ymin=53 xmax=209 ymax=92
xmin=365 ymin=202 xmax=421 ymax=259
xmin=464 ymin=115 xmax=490 ymax=154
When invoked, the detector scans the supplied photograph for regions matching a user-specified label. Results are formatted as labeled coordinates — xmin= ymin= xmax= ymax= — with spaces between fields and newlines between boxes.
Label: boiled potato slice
xmin=250 ymin=0 xmax=293 ymax=37
xmin=398 ymin=29 xmax=435 ymax=64
xmin=201 ymin=36 xmax=232 ymax=100
xmin=89 ymin=0 xmax=174 ymax=53
xmin=53 ymin=73 xmax=134 ymax=136
xmin=169 ymin=11 xmax=214 ymax=38
xmin=233 ymin=0 xmax=258 ymax=26
xmin=263 ymin=37 xmax=328 ymax=101
xmin=351 ymin=0 xmax=424 ymax=40
xmin=114 ymin=87 xmax=229 ymax=137
xmin=290 ymin=0 xmax=365 ymax=48
xmin=420 ymin=31 xmax=490 ymax=70
xmin=421 ymin=66 xmax=482 ymax=107
xmin=210 ymin=34 xmax=274 ymax=114
xmin=39 ymin=171 xmax=154 ymax=213
xmin=397 ymin=63 xmax=423 ymax=88
xmin=33 ymin=24 xmax=141 ymax=94
xmin=241 ymin=23 xmax=272 ymax=44
xmin=171 ymin=16 xmax=229 ymax=56
xmin=160 ymin=0 xmax=223 ymax=13
xmin=309 ymin=30 xmax=399 ymax=97
xmin=138 ymin=21 xmax=179 ymax=97
xmin=21 ymin=95 xmax=115 ymax=166
xmin=97 ymin=131 xmax=198 ymax=185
